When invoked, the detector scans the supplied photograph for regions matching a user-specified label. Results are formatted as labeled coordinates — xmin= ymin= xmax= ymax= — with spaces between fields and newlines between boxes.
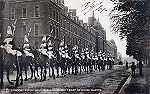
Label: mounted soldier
xmin=93 ymin=52 xmax=98 ymax=71
xmin=103 ymin=53 xmax=107 ymax=70
xmin=72 ymin=45 xmax=80 ymax=75
xmin=107 ymin=57 xmax=112 ymax=70
xmin=79 ymin=52 xmax=83 ymax=74
xmin=81 ymin=49 xmax=86 ymax=72
xmin=90 ymin=48 xmax=95 ymax=72
xmin=47 ymin=36 xmax=56 ymax=79
xmin=65 ymin=45 xmax=71 ymax=74
xmin=1 ymin=22 xmax=24 ymax=87
xmin=38 ymin=35 xmax=50 ymax=81
xmin=85 ymin=48 xmax=91 ymax=73
xmin=101 ymin=53 xmax=105 ymax=71
xmin=98 ymin=51 xmax=102 ymax=71
xmin=59 ymin=38 xmax=67 ymax=76
xmin=23 ymin=34 xmax=35 ymax=81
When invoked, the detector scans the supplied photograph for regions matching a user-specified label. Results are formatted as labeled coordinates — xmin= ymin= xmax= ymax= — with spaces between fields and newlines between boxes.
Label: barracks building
xmin=0 ymin=0 xmax=117 ymax=59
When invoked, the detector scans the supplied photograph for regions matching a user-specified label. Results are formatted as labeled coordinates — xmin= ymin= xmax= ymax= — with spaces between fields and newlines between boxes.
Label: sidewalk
xmin=123 ymin=65 xmax=150 ymax=94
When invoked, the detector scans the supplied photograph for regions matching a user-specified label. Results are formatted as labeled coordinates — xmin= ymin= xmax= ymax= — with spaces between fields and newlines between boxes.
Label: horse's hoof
xmin=15 ymin=83 xmax=19 ymax=87
xmin=53 ymin=76 xmax=55 ymax=79
xmin=9 ymin=82 xmax=14 ymax=85
xmin=24 ymin=78 xmax=28 ymax=81
xmin=20 ymin=82 xmax=23 ymax=85
xmin=56 ymin=76 xmax=59 ymax=78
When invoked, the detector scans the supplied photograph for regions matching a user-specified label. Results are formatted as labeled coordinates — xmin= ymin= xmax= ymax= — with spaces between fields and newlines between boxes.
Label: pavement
xmin=119 ymin=64 xmax=150 ymax=94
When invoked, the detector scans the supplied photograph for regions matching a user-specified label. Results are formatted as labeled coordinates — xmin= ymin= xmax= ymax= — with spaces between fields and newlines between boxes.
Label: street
xmin=0 ymin=64 xmax=130 ymax=94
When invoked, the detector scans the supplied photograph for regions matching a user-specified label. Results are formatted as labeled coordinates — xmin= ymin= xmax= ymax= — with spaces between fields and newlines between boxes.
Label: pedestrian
xmin=131 ymin=62 xmax=136 ymax=76
xmin=138 ymin=61 xmax=143 ymax=76
xmin=126 ymin=61 xmax=129 ymax=69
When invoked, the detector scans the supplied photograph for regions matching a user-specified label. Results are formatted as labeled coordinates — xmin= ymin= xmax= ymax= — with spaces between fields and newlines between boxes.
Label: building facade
xmin=88 ymin=12 xmax=106 ymax=53
xmin=0 ymin=0 xmax=117 ymax=58
xmin=1 ymin=0 xmax=63 ymax=49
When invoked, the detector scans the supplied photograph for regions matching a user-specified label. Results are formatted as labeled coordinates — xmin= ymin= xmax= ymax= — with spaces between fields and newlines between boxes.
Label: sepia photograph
xmin=0 ymin=0 xmax=149 ymax=94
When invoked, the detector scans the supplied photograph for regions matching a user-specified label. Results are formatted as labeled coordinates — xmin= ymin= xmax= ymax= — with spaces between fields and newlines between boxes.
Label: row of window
xmin=60 ymin=30 xmax=95 ymax=48
xmin=49 ymin=8 xmax=59 ymax=22
xmin=61 ymin=16 xmax=97 ymax=44
xmin=10 ymin=5 xmax=40 ymax=20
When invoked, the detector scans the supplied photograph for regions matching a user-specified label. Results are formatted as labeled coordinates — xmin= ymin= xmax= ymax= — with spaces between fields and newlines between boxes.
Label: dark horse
xmin=22 ymin=54 xmax=34 ymax=81
xmin=2 ymin=48 xmax=23 ymax=87
xmin=39 ymin=52 xmax=49 ymax=81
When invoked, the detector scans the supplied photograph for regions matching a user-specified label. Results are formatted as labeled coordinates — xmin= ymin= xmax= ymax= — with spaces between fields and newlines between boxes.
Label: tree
xmin=110 ymin=0 xmax=148 ymax=60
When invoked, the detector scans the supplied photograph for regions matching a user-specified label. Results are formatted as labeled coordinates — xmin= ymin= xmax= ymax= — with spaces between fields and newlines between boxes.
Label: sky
xmin=64 ymin=0 xmax=127 ymax=57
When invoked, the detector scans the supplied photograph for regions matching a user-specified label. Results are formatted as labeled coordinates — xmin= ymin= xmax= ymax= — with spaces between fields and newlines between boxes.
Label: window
xmin=22 ymin=22 xmax=26 ymax=33
xmin=22 ymin=8 xmax=27 ymax=18
xmin=35 ymin=5 xmax=40 ymax=17
xmin=34 ymin=23 xmax=39 ymax=36
xmin=11 ymin=8 xmax=15 ymax=20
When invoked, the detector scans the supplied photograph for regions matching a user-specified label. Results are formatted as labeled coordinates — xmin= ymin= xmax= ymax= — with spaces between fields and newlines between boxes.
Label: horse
xmin=2 ymin=48 xmax=23 ymax=87
xmin=47 ymin=54 xmax=56 ymax=79
xmin=54 ymin=50 xmax=60 ymax=78
xmin=38 ymin=52 xmax=49 ymax=81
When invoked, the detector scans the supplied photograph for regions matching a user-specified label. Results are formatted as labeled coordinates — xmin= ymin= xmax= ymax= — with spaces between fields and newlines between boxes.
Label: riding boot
xmin=20 ymin=72 xmax=23 ymax=85
xmin=36 ymin=68 xmax=39 ymax=77
xmin=52 ymin=68 xmax=55 ymax=79
xmin=61 ymin=68 xmax=63 ymax=75
xmin=80 ymin=66 xmax=82 ymax=74
xmin=40 ymin=68 xmax=43 ymax=81
xmin=7 ymin=70 xmax=14 ymax=85
xmin=56 ymin=67 xmax=59 ymax=78
xmin=43 ymin=68 xmax=47 ymax=81
xmin=15 ymin=72 xmax=19 ymax=87
xmin=49 ymin=67 xmax=51 ymax=77
xmin=72 ymin=66 xmax=74 ymax=74
xmin=33 ymin=69 xmax=37 ymax=80
xmin=24 ymin=69 xmax=28 ymax=81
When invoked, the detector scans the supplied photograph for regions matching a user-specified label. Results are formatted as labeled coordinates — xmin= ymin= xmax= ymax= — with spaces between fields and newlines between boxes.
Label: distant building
xmin=88 ymin=12 xmax=106 ymax=53
xmin=106 ymin=40 xmax=117 ymax=63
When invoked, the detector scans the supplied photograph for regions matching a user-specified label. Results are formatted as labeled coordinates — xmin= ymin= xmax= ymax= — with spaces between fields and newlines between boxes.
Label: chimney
xmin=69 ymin=9 xmax=76 ymax=16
